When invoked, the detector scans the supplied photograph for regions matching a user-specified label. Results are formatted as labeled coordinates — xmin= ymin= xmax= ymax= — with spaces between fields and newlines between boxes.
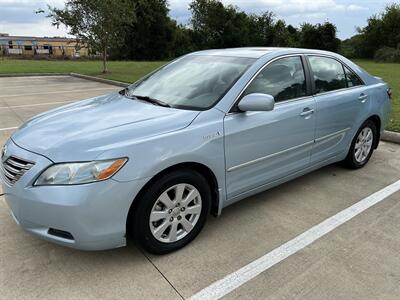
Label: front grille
xmin=1 ymin=156 xmax=35 ymax=185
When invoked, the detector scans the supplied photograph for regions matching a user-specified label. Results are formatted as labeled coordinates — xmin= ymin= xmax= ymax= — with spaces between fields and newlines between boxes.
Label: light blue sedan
xmin=1 ymin=48 xmax=391 ymax=254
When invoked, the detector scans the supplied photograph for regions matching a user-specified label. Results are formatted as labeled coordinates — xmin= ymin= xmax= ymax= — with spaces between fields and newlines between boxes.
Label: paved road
xmin=0 ymin=76 xmax=399 ymax=299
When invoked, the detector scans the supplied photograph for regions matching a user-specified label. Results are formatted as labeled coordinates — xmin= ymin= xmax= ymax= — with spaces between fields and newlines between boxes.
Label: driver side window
xmin=243 ymin=56 xmax=307 ymax=102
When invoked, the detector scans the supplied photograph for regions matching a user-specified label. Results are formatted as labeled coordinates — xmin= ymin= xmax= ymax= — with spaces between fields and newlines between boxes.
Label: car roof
xmin=191 ymin=47 xmax=338 ymax=59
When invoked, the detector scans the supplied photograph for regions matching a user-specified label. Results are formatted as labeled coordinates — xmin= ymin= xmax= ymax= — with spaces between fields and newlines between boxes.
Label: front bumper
xmin=1 ymin=139 xmax=147 ymax=250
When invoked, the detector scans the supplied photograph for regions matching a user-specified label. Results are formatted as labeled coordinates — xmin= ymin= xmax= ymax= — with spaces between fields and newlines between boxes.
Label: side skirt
xmin=222 ymin=153 xmax=344 ymax=210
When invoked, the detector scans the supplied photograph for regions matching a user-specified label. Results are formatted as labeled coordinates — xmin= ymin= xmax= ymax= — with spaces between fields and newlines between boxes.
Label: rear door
xmin=224 ymin=55 xmax=316 ymax=200
xmin=306 ymin=55 xmax=367 ymax=163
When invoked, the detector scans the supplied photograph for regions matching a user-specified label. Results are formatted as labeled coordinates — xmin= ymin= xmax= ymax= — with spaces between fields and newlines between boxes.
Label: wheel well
xmin=366 ymin=115 xmax=381 ymax=149
xmin=126 ymin=162 xmax=220 ymax=234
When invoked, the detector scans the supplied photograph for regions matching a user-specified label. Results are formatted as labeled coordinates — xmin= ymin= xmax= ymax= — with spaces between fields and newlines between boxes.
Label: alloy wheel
xmin=149 ymin=183 xmax=202 ymax=243
xmin=354 ymin=127 xmax=373 ymax=163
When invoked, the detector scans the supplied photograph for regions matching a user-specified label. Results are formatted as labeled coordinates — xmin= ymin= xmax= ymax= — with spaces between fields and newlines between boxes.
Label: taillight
xmin=387 ymin=88 xmax=392 ymax=99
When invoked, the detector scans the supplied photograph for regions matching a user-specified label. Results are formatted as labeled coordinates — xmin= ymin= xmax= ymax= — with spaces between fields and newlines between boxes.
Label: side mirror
xmin=238 ymin=93 xmax=275 ymax=112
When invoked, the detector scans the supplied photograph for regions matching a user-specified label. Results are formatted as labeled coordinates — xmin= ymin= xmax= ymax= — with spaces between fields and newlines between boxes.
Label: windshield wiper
xmin=121 ymin=90 xmax=171 ymax=108
xmin=133 ymin=95 xmax=171 ymax=107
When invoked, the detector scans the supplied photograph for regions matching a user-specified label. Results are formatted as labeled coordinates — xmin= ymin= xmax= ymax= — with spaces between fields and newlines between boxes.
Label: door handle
xmin=300 ymin=108 xmax=314 ymax=117
xmin=358 ymin=94 xmax=368 ymax=103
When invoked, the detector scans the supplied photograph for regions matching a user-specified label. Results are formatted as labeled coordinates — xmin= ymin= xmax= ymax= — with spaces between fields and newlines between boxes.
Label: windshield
xmin=125 ymin=55 xmax=255 ymax=110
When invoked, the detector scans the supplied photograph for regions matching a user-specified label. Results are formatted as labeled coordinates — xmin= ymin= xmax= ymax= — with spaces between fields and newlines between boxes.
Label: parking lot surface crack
xmin=139 ymin=247 xmax=185 ymax=300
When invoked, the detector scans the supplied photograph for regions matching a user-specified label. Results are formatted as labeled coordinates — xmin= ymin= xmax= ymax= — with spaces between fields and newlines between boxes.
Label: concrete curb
xmin=70 ymin=73 xmax=129 ymax=87
xmin=382 ymin=130 xmax=400 ymax=145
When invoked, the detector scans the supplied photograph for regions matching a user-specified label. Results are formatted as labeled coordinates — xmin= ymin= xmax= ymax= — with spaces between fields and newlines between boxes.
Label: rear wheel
xmin=131 ymin=169 xmax=210 ymax=254
xmin=344 ymin=120 xmax=377 ymax=169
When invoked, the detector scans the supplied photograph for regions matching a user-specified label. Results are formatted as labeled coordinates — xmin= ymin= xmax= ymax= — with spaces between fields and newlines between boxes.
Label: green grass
xmin=0 ymin=57 xmax=399 ymax=132
xmin=0 ymin=58 xmax=167 ymax=83
xmin=355 ymin=60 xmax=400 ymax=132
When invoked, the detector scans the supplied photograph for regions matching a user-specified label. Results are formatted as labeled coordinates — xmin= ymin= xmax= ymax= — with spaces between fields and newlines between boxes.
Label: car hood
xmin=12 ymin=93 xmax=200 ymax=161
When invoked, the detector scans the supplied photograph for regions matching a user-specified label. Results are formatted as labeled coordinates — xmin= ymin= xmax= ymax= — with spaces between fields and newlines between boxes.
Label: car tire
xmin=131 ymin=169 xmax=211 ymax=254
xmin=344 ymin=120 xmax=377 ymax=169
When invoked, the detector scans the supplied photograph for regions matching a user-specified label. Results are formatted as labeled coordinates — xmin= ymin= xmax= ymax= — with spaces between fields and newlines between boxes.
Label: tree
xmin=299 ymin=22 xmax=340 ymax=52
xmin=112 ymin=0 xmax=176 ymax=60
xmin=340 ymin=34 xmax=364 ymax=58
xmin=188 ymin=0 xmax=311 ymax=50
xmin=189 ymin=0 xmax=250 ymax=49
xmin=247 ymin=12 xmax=276 ymax=46
xmin=45 ymin=0 xmax=135 ymax=73
xmin=355 ymin=3 xmax=400 ymax=58
xmin=273 ymin=20 xmax=293 ymax=47
xmin=171 ymin=24 xmax=198 ymax=57
xmin=189 ymin=0 xmax=225 ymax=48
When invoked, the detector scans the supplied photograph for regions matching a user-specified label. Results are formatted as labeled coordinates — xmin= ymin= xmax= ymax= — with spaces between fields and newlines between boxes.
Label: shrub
xmin=374 ymin=46 xmax=400 ymax=63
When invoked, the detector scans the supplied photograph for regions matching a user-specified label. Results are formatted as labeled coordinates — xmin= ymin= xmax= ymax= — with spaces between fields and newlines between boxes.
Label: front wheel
xmin=344 ymin=120 xmax=377 ymax=169
xmin=131 ymin=170 xmax=210 ymax=254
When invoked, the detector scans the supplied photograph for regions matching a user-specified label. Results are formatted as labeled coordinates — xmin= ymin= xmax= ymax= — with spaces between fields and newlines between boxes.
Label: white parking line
xmin=190 ymin=179 xmax=400 ymax=300
xmin=0 ymin=126 xmax=18 ymax=132
xmin=0 ymin=87 xmax=117 ymax=98
xmin=0 ymin=100 xmax=75 ymax=110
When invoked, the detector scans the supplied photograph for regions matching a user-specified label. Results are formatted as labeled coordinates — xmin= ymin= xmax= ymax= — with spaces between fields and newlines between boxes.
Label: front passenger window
xmin=243 ymin=56 xmax=307 ymax=102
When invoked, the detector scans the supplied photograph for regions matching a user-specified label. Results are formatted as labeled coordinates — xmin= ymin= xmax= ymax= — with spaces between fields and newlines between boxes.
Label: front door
xmin=224 ymin=56 xmax=316 ymax=200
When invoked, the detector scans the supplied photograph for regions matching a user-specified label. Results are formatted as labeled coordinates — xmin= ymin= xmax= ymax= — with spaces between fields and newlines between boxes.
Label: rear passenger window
xmin=344 ymin=66 xmax=363 ymax=87
xmin=308 ymin=56 xmax=346 ymax=93
xmin=243 ymin=56 xmax=307 ymax=102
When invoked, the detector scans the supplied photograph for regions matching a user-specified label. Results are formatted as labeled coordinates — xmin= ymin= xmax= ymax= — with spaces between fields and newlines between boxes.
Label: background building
xmin=0 ymin=33 xmax=89 ymax=58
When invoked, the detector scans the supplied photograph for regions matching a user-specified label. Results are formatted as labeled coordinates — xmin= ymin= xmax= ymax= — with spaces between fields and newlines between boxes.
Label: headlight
xmin=34 ymin=158 xmax=127 ymax=186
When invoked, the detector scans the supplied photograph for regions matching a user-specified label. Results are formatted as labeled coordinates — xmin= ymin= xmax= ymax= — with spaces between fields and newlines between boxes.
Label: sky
xmin=0 ymin=0 xmax=397 ymax=40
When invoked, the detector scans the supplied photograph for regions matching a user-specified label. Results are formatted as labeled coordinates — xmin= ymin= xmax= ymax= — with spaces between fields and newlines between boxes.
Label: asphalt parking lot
xmin=1 ymin=76 xmax=400 ymax=299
